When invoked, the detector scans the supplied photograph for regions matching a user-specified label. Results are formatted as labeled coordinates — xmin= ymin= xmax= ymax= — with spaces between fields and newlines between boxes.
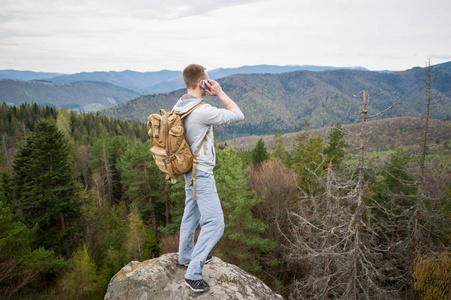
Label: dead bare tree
xmin=413 ymin=59 xmax=439 ymax=250
xmin=405 ymin=58 xmax=446 ymax=299
xmin=279 ymin=91 xmax=401 ymax=299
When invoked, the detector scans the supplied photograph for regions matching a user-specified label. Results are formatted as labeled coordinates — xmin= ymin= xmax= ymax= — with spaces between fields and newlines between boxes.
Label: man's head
xmin=183 ymin=64 xmax=208 ymax=90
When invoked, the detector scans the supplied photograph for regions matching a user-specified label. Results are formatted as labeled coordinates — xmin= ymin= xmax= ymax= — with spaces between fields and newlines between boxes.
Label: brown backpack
xmin=147 ymin=103 xmax=208 ymax=200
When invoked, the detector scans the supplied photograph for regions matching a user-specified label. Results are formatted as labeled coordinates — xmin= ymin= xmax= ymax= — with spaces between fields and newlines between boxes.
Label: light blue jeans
xmin=178 ymin=170 xmax=225 ymax=280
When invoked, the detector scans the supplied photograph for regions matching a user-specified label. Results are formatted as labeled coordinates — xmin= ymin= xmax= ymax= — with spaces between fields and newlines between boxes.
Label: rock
xmin=104 ymin=252 xmax=284 ymax=300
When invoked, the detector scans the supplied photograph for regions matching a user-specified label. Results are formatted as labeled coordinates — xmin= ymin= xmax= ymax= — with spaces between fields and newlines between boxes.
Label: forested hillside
xmin=0 ymin=80 xmax=141 ymax=112
xmin=1 ymin=98 xmax=450 ymax=299
xmin=101 ymin=61 xmax=451 ymax=141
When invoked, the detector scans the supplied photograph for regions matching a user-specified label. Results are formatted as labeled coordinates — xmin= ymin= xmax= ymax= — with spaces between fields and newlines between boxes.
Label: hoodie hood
xmin=173 ymin=94 xmax=204 ymax=114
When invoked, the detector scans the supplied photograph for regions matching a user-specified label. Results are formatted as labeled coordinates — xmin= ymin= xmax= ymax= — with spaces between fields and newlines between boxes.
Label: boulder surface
xmin=104 ymin=252 xmax=284 ymax=299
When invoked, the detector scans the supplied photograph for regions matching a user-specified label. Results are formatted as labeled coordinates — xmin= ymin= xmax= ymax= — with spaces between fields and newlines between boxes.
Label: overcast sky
xmin=1 ymin=0 xmax=450 ymax=73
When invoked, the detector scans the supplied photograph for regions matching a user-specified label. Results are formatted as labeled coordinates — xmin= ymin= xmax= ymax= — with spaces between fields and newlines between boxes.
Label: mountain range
xmin=100 ymin=61 xmax=451 ymax=140
xmin=0 ymin=65 xmax=375 ymax=94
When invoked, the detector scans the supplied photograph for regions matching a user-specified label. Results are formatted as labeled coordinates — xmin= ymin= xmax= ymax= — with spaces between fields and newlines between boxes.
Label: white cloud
xmin=0 ymin=0 xmax=449 ymax=72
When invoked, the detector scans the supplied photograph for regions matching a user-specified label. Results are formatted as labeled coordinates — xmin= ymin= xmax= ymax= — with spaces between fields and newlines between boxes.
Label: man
xmin=173 ymin=64 xmax=244 ymax=292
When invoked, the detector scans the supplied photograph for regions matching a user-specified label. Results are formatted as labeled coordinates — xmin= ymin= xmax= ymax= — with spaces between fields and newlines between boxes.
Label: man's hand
xmin=204 ymin=79 xmax=240 ymax=111
xmin=204 ymin=79 xmax=224 ymax=97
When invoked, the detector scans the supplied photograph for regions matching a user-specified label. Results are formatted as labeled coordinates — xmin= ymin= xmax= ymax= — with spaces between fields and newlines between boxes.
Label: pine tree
xmin=101 ymin=202 xmax=129 ymax=279
xmin=324 ymin=122 xmax=348 ymax=168
xmin=116 ymin=140 xmax=164 ymax=237
xmin=159 ymin=178 xmax=185 ymax=236
xmin=382 ymin=148 xmax=416 ymax=196
xmin=56 ymin=107 xmax=72 ymax=140
xmin=371 ymin=148 xmax=418 ymax=291
xmin=13 ymin=119 xmax=83 ymax=256
xmin=60 ymin=244 xmax=98 ymax=300
xmin=251 ymin=138 xmax=269 ymax=168
xmin=0 ymin=169 xmax=14 ymax=207
xmin=271 ymin=130 xmax=291 ymax=167
xmin=216 ymin=148 xmax=277 ymax=273
xmin=90 ymin=135 xmax=126 ymax=204
xmin=0 ymin=200 xmax=62 ymax=299
xmin=125 ymin=206 xmax=147 ymax=261
xmin=292 ymin=132 xmax=325 ymax=195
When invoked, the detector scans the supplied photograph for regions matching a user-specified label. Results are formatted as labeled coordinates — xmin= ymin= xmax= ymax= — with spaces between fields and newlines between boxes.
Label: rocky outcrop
xmin=104 ymin=252 xmax=284 ymax=299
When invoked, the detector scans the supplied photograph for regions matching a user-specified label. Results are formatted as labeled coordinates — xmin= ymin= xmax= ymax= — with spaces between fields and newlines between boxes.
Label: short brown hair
xmin=183 ymin=64 xmax=207 ymax=89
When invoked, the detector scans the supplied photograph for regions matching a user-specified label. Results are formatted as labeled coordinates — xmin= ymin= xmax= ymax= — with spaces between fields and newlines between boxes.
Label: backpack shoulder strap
xmin=180 ymin=103 xmax=203 ymax=119
xmin=188 ymin=126 xmax=211 ymax=202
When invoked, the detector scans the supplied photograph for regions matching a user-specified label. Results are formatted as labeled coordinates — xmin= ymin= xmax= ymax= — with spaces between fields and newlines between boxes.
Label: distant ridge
xmin=0 ymin=70 xmax=62 ymax=81
xmin=0 ymin=64 xmax=388 ymax=94
xmin=208 ymin=64 xmax=371 ymax=77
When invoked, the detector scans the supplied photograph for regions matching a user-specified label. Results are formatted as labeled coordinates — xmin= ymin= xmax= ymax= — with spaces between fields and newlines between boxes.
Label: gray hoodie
xmin=172 ymin=94 xmax=245 ymax=174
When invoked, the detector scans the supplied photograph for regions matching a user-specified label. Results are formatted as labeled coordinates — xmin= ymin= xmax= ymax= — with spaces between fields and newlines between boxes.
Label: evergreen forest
xmin=1 ymin=66 xmax=450 ymax=299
